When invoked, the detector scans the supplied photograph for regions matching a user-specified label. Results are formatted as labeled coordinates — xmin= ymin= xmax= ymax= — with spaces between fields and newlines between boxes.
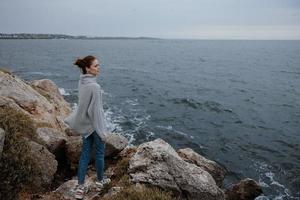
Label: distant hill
xmin=0 ymin=33 xmax=161 ymax=40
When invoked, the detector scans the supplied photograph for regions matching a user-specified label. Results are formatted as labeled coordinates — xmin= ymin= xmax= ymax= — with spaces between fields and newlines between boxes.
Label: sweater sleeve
xmin=87 ymin=84 xmax=108 ymax=141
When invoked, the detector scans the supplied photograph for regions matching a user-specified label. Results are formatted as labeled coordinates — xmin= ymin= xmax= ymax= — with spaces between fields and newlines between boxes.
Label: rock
xmin=66 ymin=136 xmax=82 ymax=170
xmin=31 ymin=79 xmax=61 ymax=96
xmin=0 ymin=71 xmax=71 ymax=132
xmin=54 ymin=174 xmax=103 ymax=200
xmin=128 ymin=138 xmax=225 ymax=200
xmin=55 ymin=179 xmax=78 ymax=199
xmin=36 ymin=127 xmax=67 ymax=153
xmin=28 ymin=140 xmax=58 ymax=187
xmin=0 ymin=96 xmax=25 ymax=113
xmin=177 ymin=148 xmax=226 ymax=187
xmin=0 ymin=128 xmax=5 ymax=158
xmin=30 ymin=79 xmax=71 ymax=128
xmin=105 ymin=133 xmax=128 ymax=156
xmin=225 ymin=178 xmax=263 ymax=200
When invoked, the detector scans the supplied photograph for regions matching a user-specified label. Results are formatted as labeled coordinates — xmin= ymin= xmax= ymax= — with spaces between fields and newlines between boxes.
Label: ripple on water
xmin=169 ymin=97 xmax=234 ymax=113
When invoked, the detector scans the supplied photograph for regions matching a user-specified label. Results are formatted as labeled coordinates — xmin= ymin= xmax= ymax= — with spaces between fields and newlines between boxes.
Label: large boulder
xmin=0 ymin=128 xmax=5 ymax=158
xmin=36 ymin=127 xmax=67 ymax=154
xmin=28 ymin=140 xmax=58 ymax=187
xmin=0 ymin=71 xmax=71 ymax=132
xmin=105 ymin=133 xmax=128 ymax=156
xmin=128 ymin=138 xmax=225 ymax=200
xmin=225 ymin=178 xmax=262 ymax=200
xmin=177 ymin=148 xmax=226 ymax=187
xmin=30 ymin=79 xmax=71 ymax=130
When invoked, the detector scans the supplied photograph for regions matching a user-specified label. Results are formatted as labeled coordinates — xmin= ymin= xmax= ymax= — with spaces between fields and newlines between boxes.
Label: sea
xmin=0 ymin=39 xmax=299 ymax=199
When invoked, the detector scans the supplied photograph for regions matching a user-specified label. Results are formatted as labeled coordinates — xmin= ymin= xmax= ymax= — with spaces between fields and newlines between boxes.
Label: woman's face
xmin=86 ymin=59 xmax=100 ymax=76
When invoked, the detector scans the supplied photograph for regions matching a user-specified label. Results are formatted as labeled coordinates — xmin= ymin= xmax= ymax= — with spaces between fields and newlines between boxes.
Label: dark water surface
xmin=0 ymin=39 xmax=299 ymax=199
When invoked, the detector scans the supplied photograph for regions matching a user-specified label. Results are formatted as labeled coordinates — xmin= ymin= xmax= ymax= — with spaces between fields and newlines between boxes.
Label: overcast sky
xmin=1 ymin=0 xmax=300 ymax=39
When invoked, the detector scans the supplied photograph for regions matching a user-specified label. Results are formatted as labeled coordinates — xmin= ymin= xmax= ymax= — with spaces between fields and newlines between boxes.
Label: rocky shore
xmin=0 ymin=69 xmax=263 ymax=200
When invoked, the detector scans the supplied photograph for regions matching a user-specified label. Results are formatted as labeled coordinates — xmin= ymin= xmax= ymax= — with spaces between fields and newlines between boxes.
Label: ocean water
xmin=0 ymin=39 xmax=299 ymax=199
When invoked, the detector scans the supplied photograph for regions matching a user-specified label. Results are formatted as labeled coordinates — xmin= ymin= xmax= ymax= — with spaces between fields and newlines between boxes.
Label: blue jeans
xmin=77 ymin=131 xmax=106 ymax=184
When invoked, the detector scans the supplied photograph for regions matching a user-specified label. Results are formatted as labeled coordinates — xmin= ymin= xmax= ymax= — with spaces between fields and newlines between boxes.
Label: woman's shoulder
xmin=86 ymin=82 xmax=101 ymax=92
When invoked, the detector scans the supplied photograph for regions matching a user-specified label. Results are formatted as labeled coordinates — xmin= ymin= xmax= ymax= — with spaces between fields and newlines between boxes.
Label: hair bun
xmin=74 ymin=58 xmax=88 ymax=69
xmin=74 ymin=58 xmax=82 ymax=67
xmin=73 ymin=55 xmax=96 ymax=74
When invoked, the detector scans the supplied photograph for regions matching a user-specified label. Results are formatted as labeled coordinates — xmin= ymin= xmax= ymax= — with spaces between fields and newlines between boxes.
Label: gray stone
xmin=105 ymin=133 xmax=128 ymax=156
xmin=0 ymin=71 xmax=71 ymax=132
xmin=36 ymin=127 xmax=67 ymax=153
xmin=177 ymin=148 xmax=226 ymax=187
xmin=129 ymin=138 xmax=225 ymax=200
xmin=28 ymin=140 xmax=58 ymax=186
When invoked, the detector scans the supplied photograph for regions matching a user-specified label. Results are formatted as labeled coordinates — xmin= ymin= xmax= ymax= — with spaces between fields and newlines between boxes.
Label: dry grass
xmin=0 ymin=106 xmax=42 ymax=200
xmin=100 ymin=184 xmax=174 ymax=200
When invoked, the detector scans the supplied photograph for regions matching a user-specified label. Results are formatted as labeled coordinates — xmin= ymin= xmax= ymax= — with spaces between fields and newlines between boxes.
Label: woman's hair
xmin=74 ymin=55 xmax=96 ymax=74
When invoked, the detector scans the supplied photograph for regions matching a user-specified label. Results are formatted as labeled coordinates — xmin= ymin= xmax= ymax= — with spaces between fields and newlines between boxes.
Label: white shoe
xmin=95 ymin=177 xmax=111 ymax=191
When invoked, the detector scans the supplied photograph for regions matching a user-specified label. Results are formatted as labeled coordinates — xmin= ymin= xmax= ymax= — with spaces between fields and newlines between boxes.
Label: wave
xmin=169 ymin=98 xmax=233 ymax=113
xmin=156 ymin=125 xmax=195 ymax=140
xmin=15 ymin=70 xmax=68 ymax=78
xmin=58 ymin=87 xmax=70 ymax=96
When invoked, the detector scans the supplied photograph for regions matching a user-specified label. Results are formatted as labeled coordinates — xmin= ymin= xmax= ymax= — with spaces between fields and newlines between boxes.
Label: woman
xmin=64 ymin=55 xmax=111 ymax=199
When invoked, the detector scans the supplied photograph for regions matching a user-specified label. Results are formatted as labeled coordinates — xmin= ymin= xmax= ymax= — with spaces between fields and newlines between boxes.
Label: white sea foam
xmin=104 ymin=107 xmax=123 ymax=134
xmin=253 ymin=161 xmax=299 ymax=200
xmin=146 ymin=131 xmax=155 ymax=141
xmin=108 ymin=98 xmax=153 ymax=145
xmin=265 ymin=172 xmax=285 ymax=188
xmin=103 ymin=106 xmax=137 ymax=146
xmin=71 ymin=103 xmax=78 ymax=111
xmin=125 ymin=98 xmax=139 ymax=106
xmin=58 ymin=87 xmax=70 ymax=96
xmin=258 ymin=179 xmax=269 ymax=188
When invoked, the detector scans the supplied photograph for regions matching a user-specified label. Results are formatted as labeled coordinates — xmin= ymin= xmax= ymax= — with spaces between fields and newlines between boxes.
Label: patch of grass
xmin=115 ymin=157 xmax=130 ymax=179
xmin=101 ymin=184 xmax=174 ymax=200
xmin=0 ymin=106 xmax=36 ymax=140
xmin=0 ymin=106 xmax=42 ymax=200
xmin=35 ymin=122 xmax=53 ymax=128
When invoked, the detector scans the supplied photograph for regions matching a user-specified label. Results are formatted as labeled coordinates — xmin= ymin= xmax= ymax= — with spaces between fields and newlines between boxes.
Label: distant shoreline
xmin=0 ymin=34 xmax=299 ymax=41
xmin=0 ymin=33 xmax=161 ymax=40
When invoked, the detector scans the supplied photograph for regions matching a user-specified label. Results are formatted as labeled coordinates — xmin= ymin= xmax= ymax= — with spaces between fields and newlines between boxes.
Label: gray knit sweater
xmin=64 ymin=74 xmax=108 ymax=141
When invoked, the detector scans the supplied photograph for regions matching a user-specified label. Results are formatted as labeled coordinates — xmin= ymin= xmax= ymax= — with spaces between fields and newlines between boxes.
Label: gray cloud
xmin=1 ymin=0 xmax=300 ymax=39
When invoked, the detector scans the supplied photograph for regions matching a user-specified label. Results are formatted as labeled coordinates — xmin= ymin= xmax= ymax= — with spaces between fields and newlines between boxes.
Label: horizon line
xmin=1 ymin=32 xmax=299 ymax=41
